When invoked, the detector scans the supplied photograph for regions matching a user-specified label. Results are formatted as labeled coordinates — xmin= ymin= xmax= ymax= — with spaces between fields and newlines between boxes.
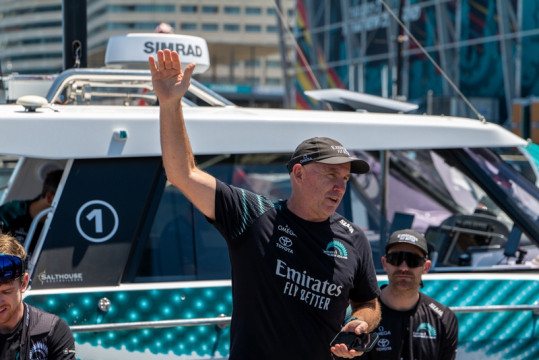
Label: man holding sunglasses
xmin=360 ymin=229 xmax=458 ymax=360
xmin=0 ymin=234 xmax=75 ymax=359
xmin=149 ymin=50 xmax=382 ymax=360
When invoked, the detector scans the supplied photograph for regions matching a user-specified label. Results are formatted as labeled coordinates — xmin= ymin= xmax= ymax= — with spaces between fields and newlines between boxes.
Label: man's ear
xmin=21 ymin=273 xmax=30 ymax=292
xmin=290 ymin=164 xmax=303 ymax=183
xmin=422 ymin=259 xmax=432 ymax=274
xmin=45 ymin=191 xmax=55 ymax=205
xmin=381 ymin=256 xmax=388 ymax=273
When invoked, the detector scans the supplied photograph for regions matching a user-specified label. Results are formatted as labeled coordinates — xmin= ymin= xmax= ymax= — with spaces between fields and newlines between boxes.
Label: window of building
xmin=266 ymin=60 xmax=282 ymax=68
xmin=137 ymin=5 xmax=175 ymax=12
xmin=245 ymin=60 xmax=261 ymax=67
xmin=108 ymin=5 xmax=174 ymax=12
xmin=88 ymin=6 xmax=107 ymax=21
xmin=135 ymin=23 xmax=160 ymax=30
xmin=180 ymin=5 xmax=197 ymax=13
xmin=224 ymin=6 xmax=240 ymax=14
xmin=266 ymin=25 xmax=278 ymax=33
xmin=245 ymin=24 xmax=262 ymax=33
xmin=245 ymin=7 xmax=262 ymax=15
xmin=224 ymin=24 xmax=240 ymax=32
xmin=266 ymin=78 xmax=282 ymax=85
xmin=202 ymin=6 xmax=219 ymax=14
xmin=19 ymin=37 xmax=62 ymax=46
xmin=2 ymin=21 xmax=61 ymax=31
xmin=181 ymin=23 xmax=197 ymax=31
xmin=246 ymin=77 xmax=261 ymax=85
xmin=267 ymin=8 xmax=276 ymax=16
xmin=202 ymin=23 xmax=219 ymax=31
xmin=4 ymin=4 xmax=61 ymax=16
xmin=108 ymin=23 xmax=132 ymax=30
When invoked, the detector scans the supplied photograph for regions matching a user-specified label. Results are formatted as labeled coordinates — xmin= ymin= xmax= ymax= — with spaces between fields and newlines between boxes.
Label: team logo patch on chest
xmin=324 ymin=240 xmax=348 ymax=259
xmin=413 ymin=323 xmax=437 ymax=339
xmin=30 ymin=341 xmax=49 ymax=359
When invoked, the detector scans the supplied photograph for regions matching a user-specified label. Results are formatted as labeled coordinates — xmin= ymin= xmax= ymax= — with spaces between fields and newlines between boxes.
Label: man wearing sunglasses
xmin=0 ymin=234 xmax=75 ymax=359
xmin=360 ymin=229 xmax=458 ymax=360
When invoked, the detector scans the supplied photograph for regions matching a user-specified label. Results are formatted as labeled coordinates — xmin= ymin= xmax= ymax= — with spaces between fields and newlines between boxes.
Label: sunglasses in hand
xmin=330 ymin=331 xmax=379 ymax=353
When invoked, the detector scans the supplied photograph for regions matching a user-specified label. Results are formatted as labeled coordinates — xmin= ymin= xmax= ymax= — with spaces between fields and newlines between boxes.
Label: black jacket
xmin=362 ymin=292 xmax=458 ymax=360
xmin=19 ymin=303 xmax=75 ymax=360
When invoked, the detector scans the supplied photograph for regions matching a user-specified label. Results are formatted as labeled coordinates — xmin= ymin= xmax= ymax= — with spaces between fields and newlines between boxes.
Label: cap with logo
xmin=286 ymin=137 xmax=370 ymax=174
xmin=386 ymin=229 xmax=428 ymax=255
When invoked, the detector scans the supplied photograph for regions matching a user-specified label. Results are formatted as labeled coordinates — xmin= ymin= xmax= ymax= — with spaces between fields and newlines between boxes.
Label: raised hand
xmin=148 ymin=49 xmax=196 ymax=104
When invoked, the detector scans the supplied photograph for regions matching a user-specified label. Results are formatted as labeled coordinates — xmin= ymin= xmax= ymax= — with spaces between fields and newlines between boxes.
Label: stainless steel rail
xmin=451 ymin=303 xmax=539 ymax=314
xmin=70 ymin=303 xmax=539 ymax=333
xmin=70 ymin=316 xmax=232 ymax=333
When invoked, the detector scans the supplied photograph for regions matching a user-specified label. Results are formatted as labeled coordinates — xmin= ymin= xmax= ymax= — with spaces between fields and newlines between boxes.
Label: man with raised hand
xmin=149 ymin=49 xmax=381 ymax=360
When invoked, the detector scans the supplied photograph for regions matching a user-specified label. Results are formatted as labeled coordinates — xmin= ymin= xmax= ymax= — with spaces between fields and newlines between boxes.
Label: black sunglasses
xmin=330 ymin=331 xmax=379 ymax=353
xmin=0 ymin=254 xmax=25 ymax=283
xmin=386 ymin=251 xmax=426 ymax=268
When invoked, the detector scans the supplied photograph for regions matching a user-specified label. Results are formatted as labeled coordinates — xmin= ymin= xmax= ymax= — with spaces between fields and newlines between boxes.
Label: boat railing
xmin=44 ymin=68 xmax=233 ymax=107
xmin=69 ymin=303 xmax=539 ymax=333
xmin=24 ymin=208 xmax=53 ymax=281
xmin=70 ymin=315 xmax=232 ymax=333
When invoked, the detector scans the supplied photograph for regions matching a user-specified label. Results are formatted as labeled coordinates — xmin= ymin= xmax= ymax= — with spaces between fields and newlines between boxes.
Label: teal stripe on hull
xmin=25 ymin=277 xmax=538 ymax=359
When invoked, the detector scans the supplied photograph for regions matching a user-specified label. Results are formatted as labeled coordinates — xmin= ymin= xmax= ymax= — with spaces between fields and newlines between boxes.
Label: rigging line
xmin=270 ymin=0 xmax=323 ymax=91
xmin=378 ymin=0 xmax=486 ymax=122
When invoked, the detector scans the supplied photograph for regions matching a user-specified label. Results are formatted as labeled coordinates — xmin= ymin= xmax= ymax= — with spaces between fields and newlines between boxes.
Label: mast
xmin=62 ymin=0 xmax=88 ymax=70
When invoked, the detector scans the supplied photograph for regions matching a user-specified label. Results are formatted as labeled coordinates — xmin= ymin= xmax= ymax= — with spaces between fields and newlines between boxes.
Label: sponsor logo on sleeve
xmin=339 ymin=219 xmax=354 ymax=233
xmin=428 ymin=302 xmax=444 ymax=317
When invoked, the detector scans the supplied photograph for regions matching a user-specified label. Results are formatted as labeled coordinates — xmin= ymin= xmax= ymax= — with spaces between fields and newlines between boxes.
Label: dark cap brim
xmin=316 ymin=157 xmax=370 ymax=174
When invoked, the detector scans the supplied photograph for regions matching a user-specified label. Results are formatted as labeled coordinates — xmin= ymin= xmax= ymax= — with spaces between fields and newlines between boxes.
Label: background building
xmin=294 ymin=0 xmax=539 ymax=140
xmin=0 ymin=0 xmax=296 ymax=107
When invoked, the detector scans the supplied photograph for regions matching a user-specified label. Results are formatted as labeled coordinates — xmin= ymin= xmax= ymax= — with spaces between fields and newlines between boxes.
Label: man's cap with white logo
xmin=386 ymin=229 xmax=428 ymax=255
xmin=286 ymin=137 xmax=370 ymax=174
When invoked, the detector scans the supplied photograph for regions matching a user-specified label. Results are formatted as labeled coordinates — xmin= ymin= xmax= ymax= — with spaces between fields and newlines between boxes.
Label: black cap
xmin=386 ymin=229 xmax=428 ymax=255
xmin=286 ymin=137 xmax=370 ymax=174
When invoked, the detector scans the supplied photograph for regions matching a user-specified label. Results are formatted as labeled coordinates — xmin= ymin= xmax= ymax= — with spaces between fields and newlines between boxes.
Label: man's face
xmin=0 ymin=274 xmax=28 ymax=334
xmin=382 ymin=243 xmax=431 ymax=292
xmin=298 ymin=162 xmax=351 ymax=221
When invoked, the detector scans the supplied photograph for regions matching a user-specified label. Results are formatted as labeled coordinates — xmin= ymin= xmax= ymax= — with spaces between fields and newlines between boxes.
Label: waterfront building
xmin=0 ymin=0 xmax=296 ymax=107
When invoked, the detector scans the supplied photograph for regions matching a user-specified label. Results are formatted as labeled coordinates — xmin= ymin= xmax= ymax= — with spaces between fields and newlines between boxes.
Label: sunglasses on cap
xmin=385 ymin=251 xmax=426 ymax=268
xmin=0 ymin=254 xmax=25 ymax=283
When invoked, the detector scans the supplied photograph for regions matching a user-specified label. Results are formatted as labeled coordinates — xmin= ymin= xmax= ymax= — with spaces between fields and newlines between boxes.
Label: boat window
xmin=132 ymin=153 xmax=295 ymax=282
xmin=466 ymin=148 xmax=539 ymax=224
xmin=346 ymin=148 xmax=539 ymax=271
xmin=0 ymin=156 xmax=18 ymax=199
xmin=132 ymin=149 xmax=538 ymax=282
xmin=491 ymin=146 xmax=538 ymax=186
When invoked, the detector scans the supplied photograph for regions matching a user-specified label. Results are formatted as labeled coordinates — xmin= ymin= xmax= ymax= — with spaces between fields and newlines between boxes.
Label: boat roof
xmin=305 ymin=88 xmax=419 ymax=113
xmin=0 ymin=104 xmax=527 ymax=159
